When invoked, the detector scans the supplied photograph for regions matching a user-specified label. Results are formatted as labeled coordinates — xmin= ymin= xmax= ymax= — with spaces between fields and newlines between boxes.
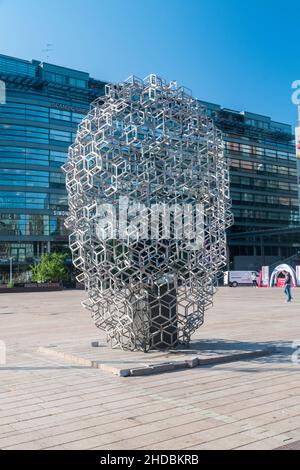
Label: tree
xmin=31 ymin=253 xmax=68 ymax=283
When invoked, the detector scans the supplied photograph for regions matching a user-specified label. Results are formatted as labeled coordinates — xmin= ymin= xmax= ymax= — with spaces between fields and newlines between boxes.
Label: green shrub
xmin=31 ymin=253 xmax=69 ymax=283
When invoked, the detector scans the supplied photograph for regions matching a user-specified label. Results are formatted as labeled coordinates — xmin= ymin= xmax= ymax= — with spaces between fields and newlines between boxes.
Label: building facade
xmin=0 ymin=54 xmax=105 ymax=281
xmin=203 ymin=102 xmax=299 ymax=270
xmin=0 ymin=54 xmax=299 ymax=279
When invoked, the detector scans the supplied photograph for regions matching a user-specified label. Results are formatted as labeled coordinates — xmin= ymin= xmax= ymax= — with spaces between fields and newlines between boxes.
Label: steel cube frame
xmin=63 ymin=74 xmax=233 ymax=351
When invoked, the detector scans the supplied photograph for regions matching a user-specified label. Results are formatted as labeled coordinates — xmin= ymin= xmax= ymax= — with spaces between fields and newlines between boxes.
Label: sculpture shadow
xmin=172 ymin=338 xmax=296 ymax=367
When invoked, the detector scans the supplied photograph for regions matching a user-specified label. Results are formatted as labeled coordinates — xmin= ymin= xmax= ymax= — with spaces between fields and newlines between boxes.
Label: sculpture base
xmin=149 ymin=282 xmax=178 ymax=349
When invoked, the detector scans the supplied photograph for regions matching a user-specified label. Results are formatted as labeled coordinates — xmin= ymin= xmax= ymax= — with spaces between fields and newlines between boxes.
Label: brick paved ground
xmin=1 ymin=287 xmax=300 ymax=450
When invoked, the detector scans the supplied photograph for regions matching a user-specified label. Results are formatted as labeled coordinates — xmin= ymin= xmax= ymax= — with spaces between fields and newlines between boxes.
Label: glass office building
xmin=0 ymin=54 xmax=299 ymax=278
xmin=202 ymin=102 xmax=299 ymax=269
xmin=0 ymin=54 xmax=105 ymax=280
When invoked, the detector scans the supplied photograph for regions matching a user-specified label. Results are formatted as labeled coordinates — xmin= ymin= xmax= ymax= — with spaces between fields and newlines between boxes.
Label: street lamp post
xmin=9 ymin=257 xmax=13 ymax=284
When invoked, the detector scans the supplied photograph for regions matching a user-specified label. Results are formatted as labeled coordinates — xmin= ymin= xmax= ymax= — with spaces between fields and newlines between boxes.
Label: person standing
xmin=251 ymin=272 xmax=258 ymax=287
xmin=283 ymin=270 xmax=292 ymax=303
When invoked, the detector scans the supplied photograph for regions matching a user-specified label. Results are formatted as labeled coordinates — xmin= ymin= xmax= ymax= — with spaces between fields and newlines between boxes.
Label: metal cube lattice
xmin=63 ymin=74 xmax=233 ymax=351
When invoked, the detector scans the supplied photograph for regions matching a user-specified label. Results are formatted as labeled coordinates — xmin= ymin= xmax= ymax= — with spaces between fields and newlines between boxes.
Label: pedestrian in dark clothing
xmin=251 ymin=272 xmax=258 ymax=287
xmin=283 ymin=271 xmax=292 ymax=303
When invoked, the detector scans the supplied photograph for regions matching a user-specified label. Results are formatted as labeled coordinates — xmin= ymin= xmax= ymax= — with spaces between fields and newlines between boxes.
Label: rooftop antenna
xmin=42 ymin=43 xmax=54 ymax=62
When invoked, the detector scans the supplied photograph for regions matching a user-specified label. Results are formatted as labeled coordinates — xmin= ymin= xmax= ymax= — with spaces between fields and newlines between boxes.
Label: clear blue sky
xmin=0 ymin=0 xmax=298 ymax=125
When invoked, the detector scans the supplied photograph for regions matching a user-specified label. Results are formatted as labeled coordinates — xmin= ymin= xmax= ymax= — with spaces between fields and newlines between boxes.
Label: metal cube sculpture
xmin=63 ymin=74 xmax=233 ymax=351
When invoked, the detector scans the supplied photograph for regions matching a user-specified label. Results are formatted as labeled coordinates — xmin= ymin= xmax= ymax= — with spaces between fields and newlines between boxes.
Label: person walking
xmin=251 ymin=271 xmax=258 ymax=287
xmin=283 ymin=270 xmax=292 ymax=303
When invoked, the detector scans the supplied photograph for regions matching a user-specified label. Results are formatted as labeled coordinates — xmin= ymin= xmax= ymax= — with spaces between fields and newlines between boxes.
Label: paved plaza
xmin=1 ymin=286 xmax=300 ymax=450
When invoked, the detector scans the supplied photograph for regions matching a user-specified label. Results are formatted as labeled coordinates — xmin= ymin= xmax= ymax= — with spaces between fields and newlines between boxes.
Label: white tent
xmin=270 ymin=264 xmax=296 ymax=287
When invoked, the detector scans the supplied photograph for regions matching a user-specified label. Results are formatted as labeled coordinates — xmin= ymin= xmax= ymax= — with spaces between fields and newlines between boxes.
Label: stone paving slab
xmin=276 ymin=439 xmax=300 ymax=450
xmin=1 ymin=287 xmax=300 ymax=450
xmin=37 ymin=342 xmax=277 ymax=377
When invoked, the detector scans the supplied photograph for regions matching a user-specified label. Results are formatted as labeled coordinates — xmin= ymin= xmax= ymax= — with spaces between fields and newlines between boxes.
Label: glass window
xmin=278 ymin=151 xmax=288 ymax=159
xmin=50 ymin=172 xmax=65 ymax=188
xmin=0 ymin=124 xmax=49 ymax=143
xmin=26 ymin=193 xmax=49 ymax=209
xmin=0 ymin=191 xmax=25 ymax=208
xmin=50 ymin=150 xmax=67 ymax=167
xmin=0 ymin=214 xmax=50 ymax=236
xmin=0 ymin=169 xmax=49 ymax=187
xmin=231 ymin=192 xmax=241 ymax=201
xmin=278 ymin=182 xmax=289 ymax=190
xmin=252 ymin=146 xmax=264 ymax=156
xmin=265 ymin=149 xmax=276 ymax=158
xmin=240 ymin=161 xmax=253 ymax=170
xmin=254 ymin=179 xmax=265 ymax=187
xmin=72 ymin=112 xmax=84 ymax=123
xmin=268 ymin=180 xmax=278 ymax=189
xmin=265 ymin=164 xmax=277 ymax=173
xmin=230 ymin=175 xmax=240 ymax=184
xmin=279 ymin=197 xmax=290 ymax=206
xmin=227 ymin=142 xmax=240 ymax=152
xmin=50 ymin=216 xmax=68 ymax=236
xmin=230 ymin=159 xmax=240 ymax=168
xmin=242 ymin=193 xmax=254 ymax=202
xmin=50 ymin=193 xmax=68 ymax=210
xmin=240 ymin=177 xmax=250 ymax=185
xmin=277 ymin=166 xmax=288 ymax=175
xmin=50 ymin=109 xmax=71 ymax=121
xmin=254 ymin=194 xmax=266 ymax=203
xmin=241 ymin=144 xmax=251 ymax=154
xmin=50 ymin=129 xmax=72 ymax=142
